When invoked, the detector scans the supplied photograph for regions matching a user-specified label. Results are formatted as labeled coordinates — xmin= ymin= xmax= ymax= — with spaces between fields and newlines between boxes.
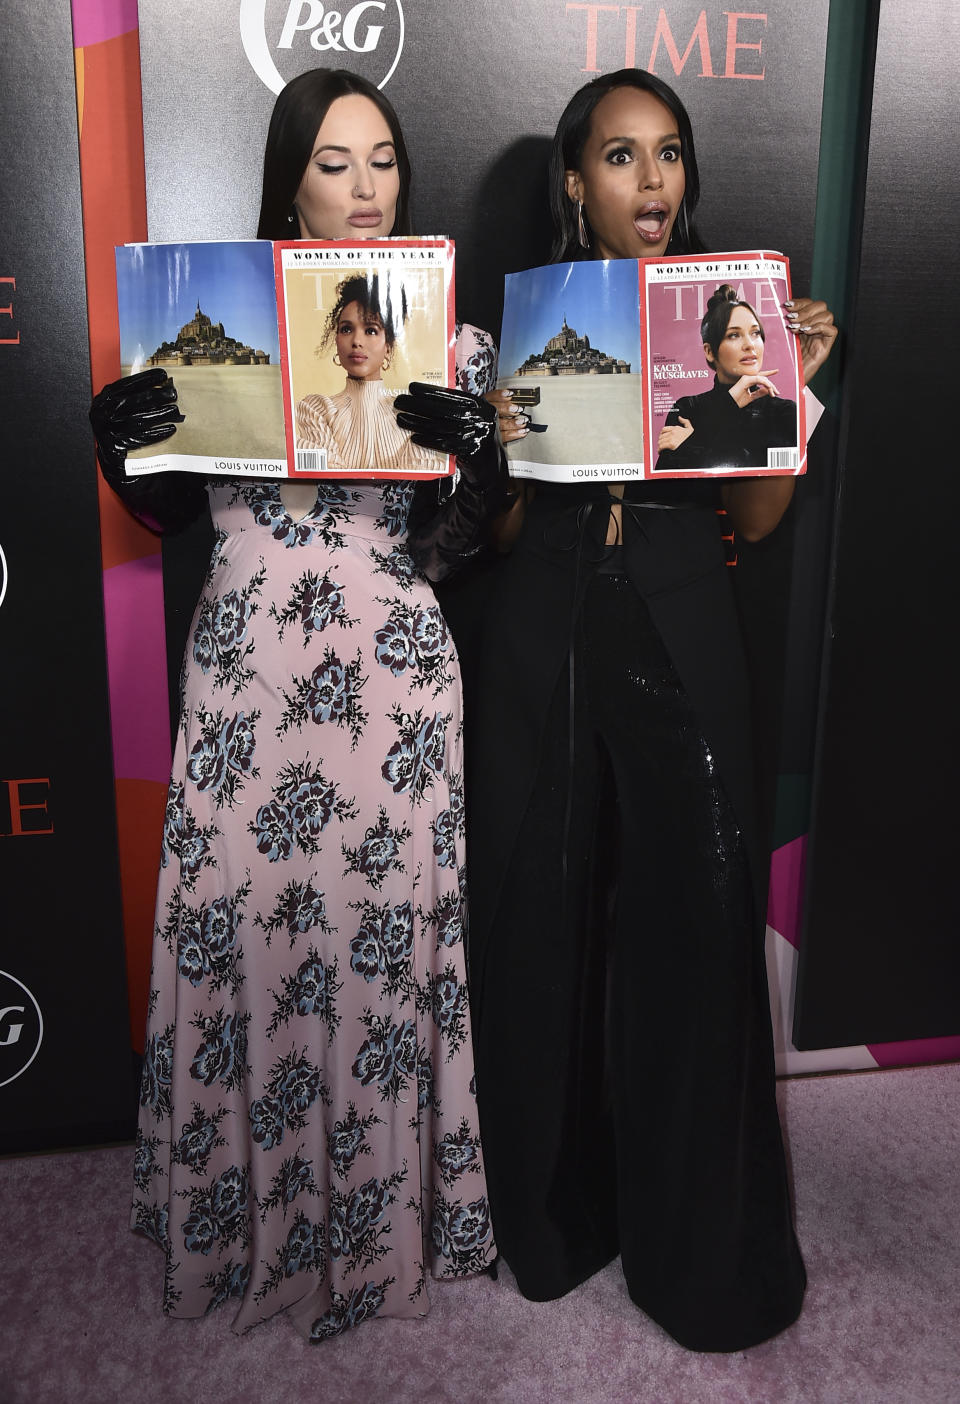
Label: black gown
xmin=449 ymin=477 xmax=805 ymax=1353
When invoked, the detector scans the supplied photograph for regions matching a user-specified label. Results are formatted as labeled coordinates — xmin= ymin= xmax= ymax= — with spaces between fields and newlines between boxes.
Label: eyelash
xmin=606 ymin=145 xmax=681 ymax=165
xmin=316 ymin=158 xmax=396 ymax=175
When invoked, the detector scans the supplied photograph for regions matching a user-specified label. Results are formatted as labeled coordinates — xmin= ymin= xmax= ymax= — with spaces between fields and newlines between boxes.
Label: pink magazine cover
xmin=640 ymin=251 xmax=806 ymax=478
xmin=274 ymin=238 xmax=456 ymax=480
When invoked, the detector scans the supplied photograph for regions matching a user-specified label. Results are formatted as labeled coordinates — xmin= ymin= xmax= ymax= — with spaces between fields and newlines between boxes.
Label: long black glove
xmin=89 ymin=368 xmax=207 ymax=533
xmin=395 ymin=383 xmax=515 ymax=582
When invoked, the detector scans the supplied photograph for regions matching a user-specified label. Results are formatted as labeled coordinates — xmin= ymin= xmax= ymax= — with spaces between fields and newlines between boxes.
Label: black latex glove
xmin=398 ymin=384 xmax=516 ymax=582
xmin=89 ymin=368 xmax=206 ymax=533
xmin=394 ymin=382 xmax=501 ymax=487
xmin=89 ymin=367 xmax=184 ymax=477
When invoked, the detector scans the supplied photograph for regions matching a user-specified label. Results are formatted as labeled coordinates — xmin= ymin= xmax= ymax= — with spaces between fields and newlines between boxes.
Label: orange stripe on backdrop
xmin=77 ymin=28 xmax=157 ymax=570
xmin=76 ymin=25 xmax=169 ymax=1049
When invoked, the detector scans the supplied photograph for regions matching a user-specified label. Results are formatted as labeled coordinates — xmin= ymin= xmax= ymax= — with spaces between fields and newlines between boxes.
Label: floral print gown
xmin=132 ymin=328 xmax=497 ymax=1340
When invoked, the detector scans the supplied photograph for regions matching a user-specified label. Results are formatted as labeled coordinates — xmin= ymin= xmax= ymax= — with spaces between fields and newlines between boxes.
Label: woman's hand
xmin=784 ymin=297 xmax=838 ymax=383
xmin=395 ymin=382 xmax=512 ymax=499
xmin=658 ymin=416 xmax=694 ymax=451
xmin=89 ymin=367 xmax=184 ymax=478
xmin=727 ymin=371 xmax=780 ymax=408
xmin=484 ymin=387 xmax=529 ymax=444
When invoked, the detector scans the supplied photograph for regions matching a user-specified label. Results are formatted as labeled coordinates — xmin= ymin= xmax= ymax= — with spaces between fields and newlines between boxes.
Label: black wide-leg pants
xmin=474 ymin=569 xmax=805 ymax=1352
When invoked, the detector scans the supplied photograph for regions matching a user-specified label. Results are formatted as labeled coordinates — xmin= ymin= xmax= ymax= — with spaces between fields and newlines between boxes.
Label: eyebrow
xmin=599 ymin=132 xmax=681 ymax=147
xmin=312 ymin=140 xmax=396 ymax=156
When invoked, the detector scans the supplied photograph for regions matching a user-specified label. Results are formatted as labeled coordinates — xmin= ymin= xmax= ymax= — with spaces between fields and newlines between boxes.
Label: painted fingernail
xmin=782 ymin=300 xmax=795 ymax=308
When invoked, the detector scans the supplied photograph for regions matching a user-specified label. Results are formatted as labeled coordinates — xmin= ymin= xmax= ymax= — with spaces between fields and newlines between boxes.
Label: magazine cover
xmin=641 ymin=251 xmax=806 ymax=477
xmin=115 ymin=240 xmax=286 ymax=477
xmin=498 ymin=260 xmax=644 ymax=483
xmin=275 ymin=239 xmax=456 ymax=479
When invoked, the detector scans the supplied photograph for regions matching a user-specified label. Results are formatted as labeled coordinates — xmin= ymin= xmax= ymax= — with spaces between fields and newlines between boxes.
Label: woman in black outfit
xmin=656 ymin=283 xmax=798 ymax=473
xmin=403 ymin=66 xmax=836 ymax=1352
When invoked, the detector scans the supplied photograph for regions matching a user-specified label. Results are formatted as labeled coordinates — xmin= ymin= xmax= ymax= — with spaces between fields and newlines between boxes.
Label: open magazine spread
xmin=114 ymin=238 xmax=456 ymax=479
xmin=499 ymin=251 xmax=805 ymax=483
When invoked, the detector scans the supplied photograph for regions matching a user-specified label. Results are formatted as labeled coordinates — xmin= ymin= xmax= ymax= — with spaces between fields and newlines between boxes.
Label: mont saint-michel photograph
xmin=498 ymin=260 xmax=644 ymax=481
xmin=116 ymin=241 xmax=284 ymax=469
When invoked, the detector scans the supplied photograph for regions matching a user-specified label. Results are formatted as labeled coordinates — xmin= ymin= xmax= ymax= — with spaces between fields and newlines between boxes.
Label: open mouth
xmin=634 ymin=205 xmax=670 ymax=244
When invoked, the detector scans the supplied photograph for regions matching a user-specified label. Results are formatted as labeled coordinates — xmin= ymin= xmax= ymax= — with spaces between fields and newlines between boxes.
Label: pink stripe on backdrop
xmin=102 ymin=555 xmax=172 ymax=785
xmin=767 ymin=834 xmax=807 ymax=949
xmin=867 ymin=1036 xmax=960 ymax=1069
xmin=70 ymin=0 xmax=139 ymax=49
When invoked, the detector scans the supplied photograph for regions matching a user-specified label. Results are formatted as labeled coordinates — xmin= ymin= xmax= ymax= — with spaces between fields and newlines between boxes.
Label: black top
xmin=655 ymin=377 xmax=797 ymax=473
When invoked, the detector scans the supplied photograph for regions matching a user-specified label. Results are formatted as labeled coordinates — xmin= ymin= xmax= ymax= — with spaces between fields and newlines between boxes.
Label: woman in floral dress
xmin=91 ymin=69 xmax=499 ymax=1340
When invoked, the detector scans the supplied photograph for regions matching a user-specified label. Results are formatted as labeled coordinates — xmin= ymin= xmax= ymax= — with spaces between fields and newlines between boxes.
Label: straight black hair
xmin=256 ymin=69 xmax=412 ymax=240
xmin=548 ymin=68 xmax=705 ymax=263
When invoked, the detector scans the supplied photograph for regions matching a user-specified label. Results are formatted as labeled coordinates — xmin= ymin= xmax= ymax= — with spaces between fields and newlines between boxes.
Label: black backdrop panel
xmin=794 ymin=0 xmax=960 ymax=1048
xmin=140 ymin=1 xmax=829 ymax=328
xmin=0 ymin=11 xmax=133 ymax=1150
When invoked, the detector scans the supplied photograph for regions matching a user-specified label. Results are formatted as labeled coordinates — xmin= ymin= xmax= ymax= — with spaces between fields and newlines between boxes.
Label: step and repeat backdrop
xmin=2 ymin=0 xmax=956 ymax=1150
xmin=0 ymin=6 xmax=134 ymax=1152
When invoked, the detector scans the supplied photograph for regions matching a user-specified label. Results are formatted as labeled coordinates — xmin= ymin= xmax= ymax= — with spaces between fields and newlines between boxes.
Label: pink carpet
xmin=2 ymin=1064 xmax=958 ymax=1403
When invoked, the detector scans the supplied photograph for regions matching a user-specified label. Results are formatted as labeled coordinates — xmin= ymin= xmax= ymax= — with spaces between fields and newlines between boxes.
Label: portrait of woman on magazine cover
xmin=655 ymin=283 xmax=798 ymax=473
xmin=294 ymin=270 xmax=444 ymax=475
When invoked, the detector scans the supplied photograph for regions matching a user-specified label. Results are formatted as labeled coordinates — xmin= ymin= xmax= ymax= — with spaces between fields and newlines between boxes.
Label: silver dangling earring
xmin=287 ymin=208 xmax=296 ymax=225
xmin=577 ymin=200 xmax=590 ymax=251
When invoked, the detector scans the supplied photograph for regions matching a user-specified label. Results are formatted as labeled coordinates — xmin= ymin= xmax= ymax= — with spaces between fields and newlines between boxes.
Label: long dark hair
xmin=548 ymin=68 xmax=705 ymax=263
xmin=257 ymin=69 xmax=412 ymax=240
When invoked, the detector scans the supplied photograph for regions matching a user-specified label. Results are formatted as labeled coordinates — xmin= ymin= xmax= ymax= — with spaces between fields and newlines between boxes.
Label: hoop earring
xmin=332 ymin=353 xmax=342 ymax=366
xmin=382 ymin=355 xmax=391 ymax=372
xmin=669 ymin=203 xmax=687 ymax=253
xmin=577 ymin=200 xmax=590 ymax=251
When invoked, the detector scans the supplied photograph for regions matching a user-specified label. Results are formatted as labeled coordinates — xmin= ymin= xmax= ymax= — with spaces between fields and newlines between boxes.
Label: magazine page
xmin=275 ymin=239 xmax=455 ymax=479
xmin=641 ymin=251 xmax=806 ymax=478
xmin=115 ymin=240 xmax=286 ymax=477
xmin=498 ymin=261 xmax=644 ymax=483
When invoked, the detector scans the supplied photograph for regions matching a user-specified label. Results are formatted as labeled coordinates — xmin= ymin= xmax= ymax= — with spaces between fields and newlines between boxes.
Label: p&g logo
xmin=0 ymin=970 xmax=43 ymax=1088
xmin=240 ymin=0 xmax=405 ymax=95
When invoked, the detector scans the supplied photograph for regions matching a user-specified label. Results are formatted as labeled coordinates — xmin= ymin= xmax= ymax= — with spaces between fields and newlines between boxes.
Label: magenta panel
xmin=71 ymin=0 xmax=138 ymax=49
xmin=102 ymin=554 xmax=171 ymax=784
xmin=868 ymin=1037 xmax=960 ymax=1070
xmin=767 ymin=835 xmax=806 ymax=950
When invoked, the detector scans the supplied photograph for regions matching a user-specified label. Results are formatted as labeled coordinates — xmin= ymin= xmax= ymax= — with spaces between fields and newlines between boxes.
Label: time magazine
xmin=114 ymin=238 xmax=456 ymax=479
xmin=499 ymin=250 xmax=805 ymax=483
xmin=641 ymin=250 xmax=805 ymax=478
